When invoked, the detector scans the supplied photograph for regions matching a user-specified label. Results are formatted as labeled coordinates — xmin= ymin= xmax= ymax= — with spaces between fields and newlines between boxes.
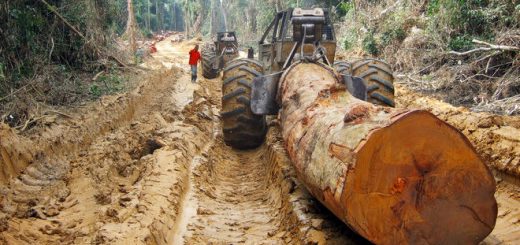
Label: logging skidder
xmin=220 ymin=8 xmax=497 ymax=244
xmin=201 ymin=32 xmax=239 ymax=79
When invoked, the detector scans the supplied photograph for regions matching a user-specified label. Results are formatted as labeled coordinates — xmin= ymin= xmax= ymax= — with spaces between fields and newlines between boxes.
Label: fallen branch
xmin=395 ymin=74 xmax=439 ymax=91
xmin=459 ymin=73 xmax=499 ymax=83
xmin=48 ymin=37 xmax=55 ymax=62
xmin=39 ymin=0 xmax=128 ymax=68
xmin=376 ymin=0 xmax=402 ymax=20
xmin=92 ymin=71 xmax=105 ymax=81
xmin=38 ymin=0 xmax=85 ymax=39
xmin=108 ymin=55 xmax=129 ymax=68
xmin=449 ymin=39 xmax=520 ymax=56
xmin=412 ymin=61 xmax=439 ymax=75
xmin=15 ymin=116 xmax=46 ymax=132
xmin=0 ymin=81 xmax=36 ymax=102
xmin=491 ymin=67 xmax=516 ymax=100
xmin=45 ymin=110 xmax=73 ymax=118
xmin=473 ymin=94 xmax=520 ymax=115
xmin=473 ymin=39 xmax=519 ymax=50
xmin=473 ymin=51 xmax=501 ymax=64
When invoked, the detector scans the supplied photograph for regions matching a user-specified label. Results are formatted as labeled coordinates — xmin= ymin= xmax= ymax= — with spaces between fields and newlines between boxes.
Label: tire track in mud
xmin=0 ymin=38 xmax=206 ymax=244
xmin=0 ymin=67 xmax=189 ymax=221
xmin=170 ymin=71 xmax=368 ymax=244
xmin=170 ymin=126 xmax=368 ymax=244
xmin=171 ymin=115 xmax=219 ymax=244
xmin=181 ymin=143 xmax=287 ymax=244
xmin=172 ymin=75 xmax=296 ymax=243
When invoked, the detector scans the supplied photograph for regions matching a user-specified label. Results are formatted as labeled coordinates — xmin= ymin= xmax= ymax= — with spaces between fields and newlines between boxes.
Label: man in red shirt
xmin=188 ymin=45 xmax=201 ymax=82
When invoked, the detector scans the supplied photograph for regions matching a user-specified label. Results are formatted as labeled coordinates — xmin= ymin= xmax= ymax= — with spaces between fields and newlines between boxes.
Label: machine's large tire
xmin=333 ymin=61 xmax=352 ymax=76
xmin=351 ymin=59 xmax=395 ymax=107
xmin=201 ymin=44 xmax=219 ymax=79
xmin=221 ymin=58 xmax=267 ymax=149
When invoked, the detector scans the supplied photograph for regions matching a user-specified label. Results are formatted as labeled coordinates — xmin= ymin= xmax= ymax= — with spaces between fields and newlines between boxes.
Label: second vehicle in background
xmin=201 ymin=32 xmax=239 ymax=79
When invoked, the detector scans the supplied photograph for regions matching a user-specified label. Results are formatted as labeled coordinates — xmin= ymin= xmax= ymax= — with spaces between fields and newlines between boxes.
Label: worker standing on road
xmin=189 ymin=45 xmax=201 ymax=83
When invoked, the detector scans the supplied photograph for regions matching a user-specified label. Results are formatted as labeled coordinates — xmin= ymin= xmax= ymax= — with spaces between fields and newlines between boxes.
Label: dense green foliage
xmin=363 ymin=32 xmax=379 ymax=55
xmin=0 ymin=0 xmax=188 ymax=101
xmin=1 ymin=1 xmax=111 ymax=82
xmin=337 ymin=0 xmax=520 ymax=54
xmin=427 ymin=0 xmax=520 ymax=51
xmin=0 ymin=0 xmax=352 ymax=89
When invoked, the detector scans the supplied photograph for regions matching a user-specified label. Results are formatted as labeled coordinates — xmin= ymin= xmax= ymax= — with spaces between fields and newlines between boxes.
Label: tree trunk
xmin=220 ymin=0 xmax=228 ymax=31
xmin=192 ymin=14 xmax=202 ymax=34
xmin=146 ymin=0 xmax=151 ymax=30
xmin=170 ymin=2 xmax=177 ymax=30
xmin=275 ymin=0 xmax=281 ymax=12
xmin=210 ymin=0 xmax=218 ymax=35
xmin=125 ymin=0 xmax=137 ymax=54
xmin=278 ymin=62 xmax=498 ymax=244
xmin=248 ymin=1 xmax=257 ymax=35
xmin=184 ymin=0 xmax=189 ymax=37
xmin=156 ymin=0 xmax=162 ymax=31
xmin=173 ymin=2 xmax=180 ymax=31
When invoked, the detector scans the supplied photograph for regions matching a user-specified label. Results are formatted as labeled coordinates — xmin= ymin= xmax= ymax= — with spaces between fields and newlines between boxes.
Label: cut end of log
xmin=345 ymin=110 xmax=497 ymax=244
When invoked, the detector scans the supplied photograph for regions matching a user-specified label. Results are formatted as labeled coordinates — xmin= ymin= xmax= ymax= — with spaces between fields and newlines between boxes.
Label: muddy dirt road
xmin=0 ymin=36 xmax=518 ymax=244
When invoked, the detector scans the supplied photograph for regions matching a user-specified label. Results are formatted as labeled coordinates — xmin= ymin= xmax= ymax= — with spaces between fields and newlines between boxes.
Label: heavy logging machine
xmin=221 ymin=8 xmax=497 ymax=244
xmin=201 ymin=32 xmax=239 ymax=79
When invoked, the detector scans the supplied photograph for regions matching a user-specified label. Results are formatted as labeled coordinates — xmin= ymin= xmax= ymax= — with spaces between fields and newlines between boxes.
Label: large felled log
xmin=278 ymin=62 xmax=497 ymax=244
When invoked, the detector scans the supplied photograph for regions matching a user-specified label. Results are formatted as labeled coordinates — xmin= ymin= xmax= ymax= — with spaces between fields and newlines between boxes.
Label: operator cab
xmin=217 ymin=32 xmax=237 ymax=42
xmin=258 ymin=8 xmax=336 ymax=72
xmin=292 ymin=8 xmax=326 ymax=43
xmin=215 ymin=32 xmax=238 ymax=55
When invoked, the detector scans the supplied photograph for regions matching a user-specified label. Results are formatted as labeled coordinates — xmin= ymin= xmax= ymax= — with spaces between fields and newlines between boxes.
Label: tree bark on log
xmin=278 ymin=62 xmax=497 ymax=244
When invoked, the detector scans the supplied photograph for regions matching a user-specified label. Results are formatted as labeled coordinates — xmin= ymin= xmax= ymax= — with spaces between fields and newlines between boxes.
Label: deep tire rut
xmin=183 ymin=142 xmax=285 ymax=244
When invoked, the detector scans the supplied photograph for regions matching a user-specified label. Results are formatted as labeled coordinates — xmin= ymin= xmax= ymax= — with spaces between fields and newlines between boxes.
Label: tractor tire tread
xmin=201 ymin=44 xmax=219 ymax=79
xmin=221 ymin=58 xmax=266 ymax=149
xmin=351 ymin=59 xmax=395 ymax=107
